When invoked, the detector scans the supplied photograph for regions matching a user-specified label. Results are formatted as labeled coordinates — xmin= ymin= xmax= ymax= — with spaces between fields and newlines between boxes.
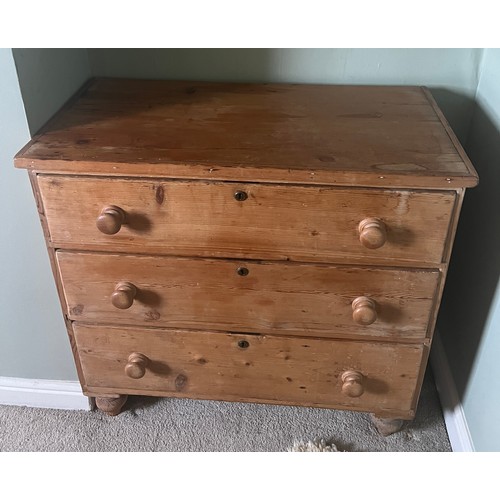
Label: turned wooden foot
xmin=371 ymin=415 xmax=406 ymax=436
xmin=95 ymin=395 xmax=128 ymax=416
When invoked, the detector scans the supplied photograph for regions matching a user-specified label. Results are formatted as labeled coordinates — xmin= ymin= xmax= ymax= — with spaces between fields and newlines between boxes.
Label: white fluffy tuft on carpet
xmin=289 ymin=439 xmax=339 ymax=452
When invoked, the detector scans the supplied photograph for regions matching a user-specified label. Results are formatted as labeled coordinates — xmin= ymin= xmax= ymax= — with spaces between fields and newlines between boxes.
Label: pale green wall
xmin=439 ymin=48 xmax=500 ymax=451
xmin=0 ymin=49 xmax=90 ymax=380
xmin=13 ymin=49 xmax=91 ymax=135
xmin=88 ymin=48 xmax=482 ymax=142
xmin=0 ymin=49 xmax=76 ymax=379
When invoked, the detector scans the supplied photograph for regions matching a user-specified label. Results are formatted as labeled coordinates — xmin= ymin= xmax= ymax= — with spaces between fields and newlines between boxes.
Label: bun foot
xmin=371 ymin=415 xmax=405 ymax=436
xmin=95 ymin=395 xmax=128 ymax=416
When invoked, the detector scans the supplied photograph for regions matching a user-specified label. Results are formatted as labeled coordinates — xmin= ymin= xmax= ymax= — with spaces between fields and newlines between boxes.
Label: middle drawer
xmin=57 ymin=252 xmax=439 ymax=340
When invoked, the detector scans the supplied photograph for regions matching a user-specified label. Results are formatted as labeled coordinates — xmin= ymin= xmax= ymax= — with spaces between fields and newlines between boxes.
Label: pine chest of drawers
xmin=15 ymin=79 xmax=478 ymax=434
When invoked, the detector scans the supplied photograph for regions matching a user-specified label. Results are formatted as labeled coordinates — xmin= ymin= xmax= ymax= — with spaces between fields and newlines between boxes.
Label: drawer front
xmin=39 ymin=176 xmax=455 ymax=265
xmin=74 ymin=324 xmax=424 ymax=415
xmin=58 ymin=252 xmax=439 ymax=340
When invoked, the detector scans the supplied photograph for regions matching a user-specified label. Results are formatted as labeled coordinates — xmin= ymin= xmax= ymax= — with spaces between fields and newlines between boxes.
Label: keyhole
xmin=234 ymin=191 xmax=248 ymax=201
xmin=237 ymin=267 xmax=249 ymax=276
xmin=238 ymin=340 xmax=250 ymax=349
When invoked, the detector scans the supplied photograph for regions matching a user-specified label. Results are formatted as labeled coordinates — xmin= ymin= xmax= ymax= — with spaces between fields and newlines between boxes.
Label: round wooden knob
xmin=111 ymin=282 xmax=137 ymax=309
xmin=96 ymin=205 xmax=126 ymax=235
xmin=341 ymin=370 xmax=364 ymax=397
xmin=352 ymin=296 xmax=377 ymax=325
xmin=358 ymin=218 xmax=387 ymax=249
xmin=125 ymin=352 xmax=149 ymax=379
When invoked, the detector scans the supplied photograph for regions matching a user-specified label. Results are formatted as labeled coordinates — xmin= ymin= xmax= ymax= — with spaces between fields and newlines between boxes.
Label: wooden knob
xmin=96 ymin=205 xmax=126 ymax=235
xmin=341 ymin=370 xmax=364 ymax=397
xmin=352 ymin=296 xmax=377 ymax=325
xmin=111 ymin=282 xmax=137 ymax=309
xmin=125 ymin=352 xmax=149 ymax=379
xmin=358 ymin=217 xmax=386 ymax=249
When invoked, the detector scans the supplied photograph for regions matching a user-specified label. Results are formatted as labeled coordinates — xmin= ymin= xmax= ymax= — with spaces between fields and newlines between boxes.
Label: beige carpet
xmin=0 ymin=368 xmax=451 ymax=452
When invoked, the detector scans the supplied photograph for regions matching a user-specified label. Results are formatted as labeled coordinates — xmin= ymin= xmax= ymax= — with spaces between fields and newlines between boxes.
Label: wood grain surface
xmin=16 ymin=81 xmax=478 ymax=422
xmin=38 ymin=176 xmax=455 ymax=266
xmin=74 ymin=324 xmax=424 ymax=415
xmin=57 ymin=251 xmax=439 ymax=340
xmin=15 ymin=79 xmax=478 ymax=189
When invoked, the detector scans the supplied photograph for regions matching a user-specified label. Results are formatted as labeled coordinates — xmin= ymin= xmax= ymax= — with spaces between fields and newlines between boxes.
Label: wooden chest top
xmin=15 ymin=78 xmax=478 ymax=189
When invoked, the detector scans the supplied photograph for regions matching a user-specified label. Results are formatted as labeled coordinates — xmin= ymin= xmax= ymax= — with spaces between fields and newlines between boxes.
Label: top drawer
xmin=37 ymin=176 xmax=455 ymax=265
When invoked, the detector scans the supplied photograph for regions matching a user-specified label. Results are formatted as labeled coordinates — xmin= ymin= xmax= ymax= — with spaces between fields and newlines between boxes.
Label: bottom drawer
xmin=74 ymin=324 xmax=425 ymax=416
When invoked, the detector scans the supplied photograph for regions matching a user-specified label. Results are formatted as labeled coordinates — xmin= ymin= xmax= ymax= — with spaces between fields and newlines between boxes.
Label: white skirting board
xmin=0 ymin=377 xmax=91 ymax=411
xmin=430 ymin=334 xmax=475 ymax=452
